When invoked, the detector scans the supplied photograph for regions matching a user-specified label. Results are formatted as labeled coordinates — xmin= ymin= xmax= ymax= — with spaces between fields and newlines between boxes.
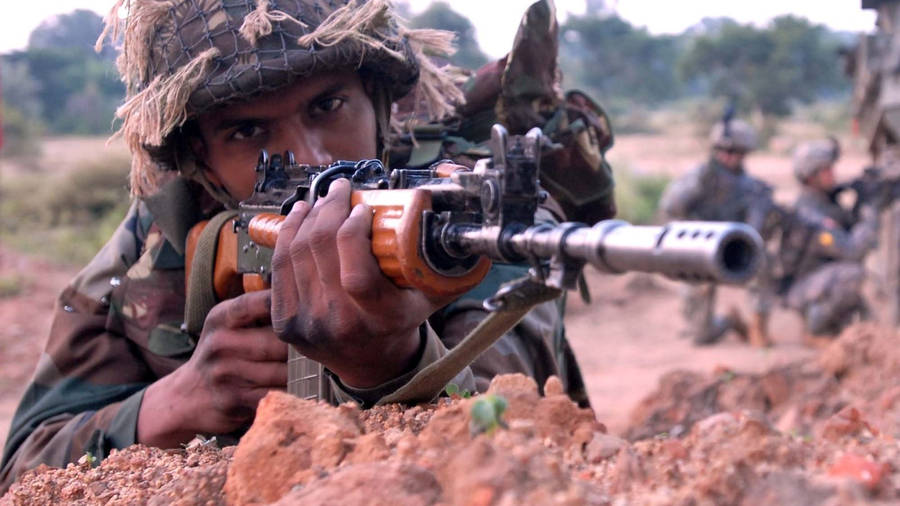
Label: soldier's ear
xmin=182 ymin=122 xmax=208 ymax=166
xmin=180 ymin=122 xmax=224 ymax=187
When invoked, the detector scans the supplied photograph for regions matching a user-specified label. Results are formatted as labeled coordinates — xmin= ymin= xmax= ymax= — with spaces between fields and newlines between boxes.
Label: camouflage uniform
xmin=0 ymin=0 xmax=598 ymax=491
xmin=778 ymin=141 xmax=879 ymax=335
xmin=659 ymin=120 xmax=773 ymax=345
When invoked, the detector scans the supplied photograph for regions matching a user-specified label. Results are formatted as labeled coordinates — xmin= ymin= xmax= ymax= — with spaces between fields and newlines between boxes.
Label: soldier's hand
xmin=137 ymin=290 xmax=287 ymax=447
xmin=269 ymin=178 xmax=450 ymax=388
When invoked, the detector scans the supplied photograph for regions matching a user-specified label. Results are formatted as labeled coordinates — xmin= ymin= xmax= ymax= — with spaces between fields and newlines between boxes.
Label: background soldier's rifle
xmin=185 ymin=125 xmax=764 ymax=401
xmin=830 ymin=165 xmax=900 ymax=218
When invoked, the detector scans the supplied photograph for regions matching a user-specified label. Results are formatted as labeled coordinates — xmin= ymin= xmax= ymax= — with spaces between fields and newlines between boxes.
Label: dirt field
xmin=1 ymin=129 xmax=896 ymax=503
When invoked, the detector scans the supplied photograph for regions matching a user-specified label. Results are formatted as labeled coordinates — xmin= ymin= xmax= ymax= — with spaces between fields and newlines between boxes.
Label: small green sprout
xmin=79 ymin=452 xmax=98 ymax=466
xmin=444 ymin=383 xmax=473 ymax=399
xmin=469 ymin=394 xmax=508 ymax=436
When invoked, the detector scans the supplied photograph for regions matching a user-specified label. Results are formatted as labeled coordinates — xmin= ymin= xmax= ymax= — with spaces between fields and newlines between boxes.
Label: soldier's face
xmin=714 ymin=148 xmax=746 ymax=171
xmin=193 ymin=70 xmax=378 ymax=201
xmin=810 ymin=165 xmax=836 ymax=191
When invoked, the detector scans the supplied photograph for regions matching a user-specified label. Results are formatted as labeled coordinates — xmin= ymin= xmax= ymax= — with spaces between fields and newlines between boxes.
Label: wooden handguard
xmin=185 ymin=218 xmax=266 ymax=299
xmin=247 ymin=189 xmax=491 ymax=298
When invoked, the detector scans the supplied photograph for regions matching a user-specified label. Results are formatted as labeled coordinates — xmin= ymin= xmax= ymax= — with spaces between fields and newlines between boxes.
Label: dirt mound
xmin=5 ymin=326 xmax=900 ymax=505
xmin=626 ymin=323 xmax=900 ymax=441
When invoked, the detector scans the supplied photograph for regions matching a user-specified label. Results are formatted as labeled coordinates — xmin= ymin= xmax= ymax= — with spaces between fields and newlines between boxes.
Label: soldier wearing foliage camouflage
xmin=660 ymin=119 xmax=774 ymax=347
xmin=1 ymin=0 xmax=615 ymax=491
xmin=779 ymin=139 xmax=879 ymax=337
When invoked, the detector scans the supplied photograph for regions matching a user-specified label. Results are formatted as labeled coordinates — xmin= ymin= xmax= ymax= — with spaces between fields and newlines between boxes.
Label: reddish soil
xmin=5 ymin=324 xmax=900 ymax=505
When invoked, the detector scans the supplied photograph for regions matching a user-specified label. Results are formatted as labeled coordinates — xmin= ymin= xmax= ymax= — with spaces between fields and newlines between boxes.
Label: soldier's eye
xmin=231 ymin=123 xmax=265 ymax=140
xmin=313 ymin=97 xmax=345 ymax=115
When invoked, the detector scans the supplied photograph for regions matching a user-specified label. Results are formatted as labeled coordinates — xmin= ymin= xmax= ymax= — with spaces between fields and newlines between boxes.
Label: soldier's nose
xmin=281 ymin=132 xmax=332 ymax=167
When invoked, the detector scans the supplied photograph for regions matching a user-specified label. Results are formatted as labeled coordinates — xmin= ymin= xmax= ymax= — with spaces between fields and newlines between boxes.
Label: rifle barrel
xmin=451 ymin=220 xmax=763 ymax=285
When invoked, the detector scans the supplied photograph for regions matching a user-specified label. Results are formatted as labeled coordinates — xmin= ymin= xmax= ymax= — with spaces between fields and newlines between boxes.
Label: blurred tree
xmin=409 ymin=2 xmax=489 ymax=69
xmin=0 ymin=60 xmax=44 ymax=157
xmin=559 ymin=14 xmax=684 ymax=110
xmin=0 ymin=60 xmax=43 ymax=120
xmin=28 ymin=9 xmax=116 ymax=60
xmin=678 ymin=15 xmax=848 ymax=117
xmin=3 ymin=9 xmax=124 ymax=135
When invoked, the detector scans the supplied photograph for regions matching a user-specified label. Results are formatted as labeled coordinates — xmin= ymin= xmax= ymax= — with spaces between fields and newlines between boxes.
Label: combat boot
xmin=747 ymin=311 xmax=772 ymax=348
xmin=726 ymin=306 xmax=749 ymax=342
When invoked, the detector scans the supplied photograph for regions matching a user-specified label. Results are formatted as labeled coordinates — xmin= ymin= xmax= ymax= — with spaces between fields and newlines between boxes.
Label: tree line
xmin=1 ymin=3 xmax=854 ymax=145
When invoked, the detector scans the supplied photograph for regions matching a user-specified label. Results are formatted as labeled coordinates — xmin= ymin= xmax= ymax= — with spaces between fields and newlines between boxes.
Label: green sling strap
xmin=183 ymin=210 xmax=239 ymax=336
xmin=378 ymin=282 xmax=562 ymax=405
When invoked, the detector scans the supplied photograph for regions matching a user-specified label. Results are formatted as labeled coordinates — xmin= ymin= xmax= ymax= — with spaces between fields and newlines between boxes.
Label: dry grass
xmin=0 ymin=136 xmax=131 ymax=266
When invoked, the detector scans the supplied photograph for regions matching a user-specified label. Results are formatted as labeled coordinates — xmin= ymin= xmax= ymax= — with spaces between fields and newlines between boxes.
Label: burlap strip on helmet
xmin=239 ymin=0 xmax=307 ymax=45
xmin=295 ymin=0 xmax=464 ymax=122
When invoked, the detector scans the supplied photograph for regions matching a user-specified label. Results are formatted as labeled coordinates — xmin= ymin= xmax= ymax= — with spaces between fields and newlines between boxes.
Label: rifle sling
xmin=184 ymin=210 xmax=239 ymax=336
xmin=377 ymin=285 xmax=561 ymax=406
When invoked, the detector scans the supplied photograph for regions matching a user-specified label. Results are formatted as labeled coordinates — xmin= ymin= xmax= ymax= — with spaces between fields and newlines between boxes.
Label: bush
xmin=0 ymin=275 xmax=24 ymax=298
xmin=0 ymin=154 xmax=131 ymax=265
xmin=791 ymin=100 xmax=853 ymax=134
xmin=614 ymin=166 xmax=670 ymax=225
xmin=0 ymin=105 xmax=44 ymax=159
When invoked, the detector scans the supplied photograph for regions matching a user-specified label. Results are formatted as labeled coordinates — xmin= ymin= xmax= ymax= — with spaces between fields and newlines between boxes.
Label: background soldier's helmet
xmin=792 ymin=139 xmax=840 ymax=182
xmin=96 ymin=0 xmax=462 ymax=198
xmin=709 ymin=119 xmax=758 ymax=152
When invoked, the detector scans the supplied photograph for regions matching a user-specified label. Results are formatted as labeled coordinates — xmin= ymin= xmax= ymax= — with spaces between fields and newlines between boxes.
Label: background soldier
xmin=1 ymin=0 xmax=606 ymax=491
xmin=778 ymin=139 xmax=880 ymax=339
xmin=660 ymin=118 xmax=773 ymax=347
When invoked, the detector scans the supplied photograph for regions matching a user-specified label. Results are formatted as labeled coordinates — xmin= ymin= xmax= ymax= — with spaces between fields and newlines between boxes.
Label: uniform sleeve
xmin=0 ymin=202 xmax=154 ymax=493
xmin=328 ymin=323 xmax=477 ymax=407
xmin=812 ymin=205 xmax=880 ymax=262
xmin=327 ymin=267 xmax=572 ymax=407
xmin=660 ymin=165 xmax=706 ymax=219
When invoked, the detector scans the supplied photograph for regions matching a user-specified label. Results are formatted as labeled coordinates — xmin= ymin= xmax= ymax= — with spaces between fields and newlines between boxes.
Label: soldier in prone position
xmin=0 ymin=0 xmax=605 ymax=490
xmin=779 ymin=140 xmax=881 ymax=339
xmin=660 ymin=118 xmax=775 ymax=347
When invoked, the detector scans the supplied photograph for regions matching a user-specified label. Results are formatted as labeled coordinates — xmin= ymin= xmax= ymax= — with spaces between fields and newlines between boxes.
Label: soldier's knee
xmin=806 ymin=305 xmax=834 ymax=335
xmin=832 ymin=263 xmax=864 ymax=290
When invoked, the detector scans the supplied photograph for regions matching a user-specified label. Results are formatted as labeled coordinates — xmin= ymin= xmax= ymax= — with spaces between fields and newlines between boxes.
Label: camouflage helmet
xmin=709 ymin=119 xmax=757 ymax=152
xmin=96 ymin=0 xmax=464 ymax=197
xmin=792 ymin=138 xmax=840 ymax=182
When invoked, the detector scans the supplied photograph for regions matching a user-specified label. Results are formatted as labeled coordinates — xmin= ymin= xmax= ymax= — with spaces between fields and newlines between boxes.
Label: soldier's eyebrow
xmin=210 ymin=80 xmax=351 ymax=133
xmin=308 ymin=82 xmax=350 ymax=103
xmin=213 ymin=117 xmax=268 ymax=133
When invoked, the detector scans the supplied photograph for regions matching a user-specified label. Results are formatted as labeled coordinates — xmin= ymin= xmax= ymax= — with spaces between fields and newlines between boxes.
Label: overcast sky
xmin=0 ymin=1 xmax=878 ymax=57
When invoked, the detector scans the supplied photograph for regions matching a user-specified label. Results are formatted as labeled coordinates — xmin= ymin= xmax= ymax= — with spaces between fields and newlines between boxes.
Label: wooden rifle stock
xmin=185 ymin=188 xmax=492 ymax=301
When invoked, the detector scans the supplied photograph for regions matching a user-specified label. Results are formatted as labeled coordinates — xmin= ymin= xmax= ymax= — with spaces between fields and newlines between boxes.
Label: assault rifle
xmin=185 ymin=125 xmax=764 ymax=401
xmin=830 ymin=165 xmax=900 ymax=218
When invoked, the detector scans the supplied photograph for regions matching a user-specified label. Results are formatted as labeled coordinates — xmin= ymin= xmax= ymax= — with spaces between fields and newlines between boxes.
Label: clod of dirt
xmin=270 ymin=462 xmax=441 ymax=506
xmin=224 ymin=394 xmax=362 ymax=504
